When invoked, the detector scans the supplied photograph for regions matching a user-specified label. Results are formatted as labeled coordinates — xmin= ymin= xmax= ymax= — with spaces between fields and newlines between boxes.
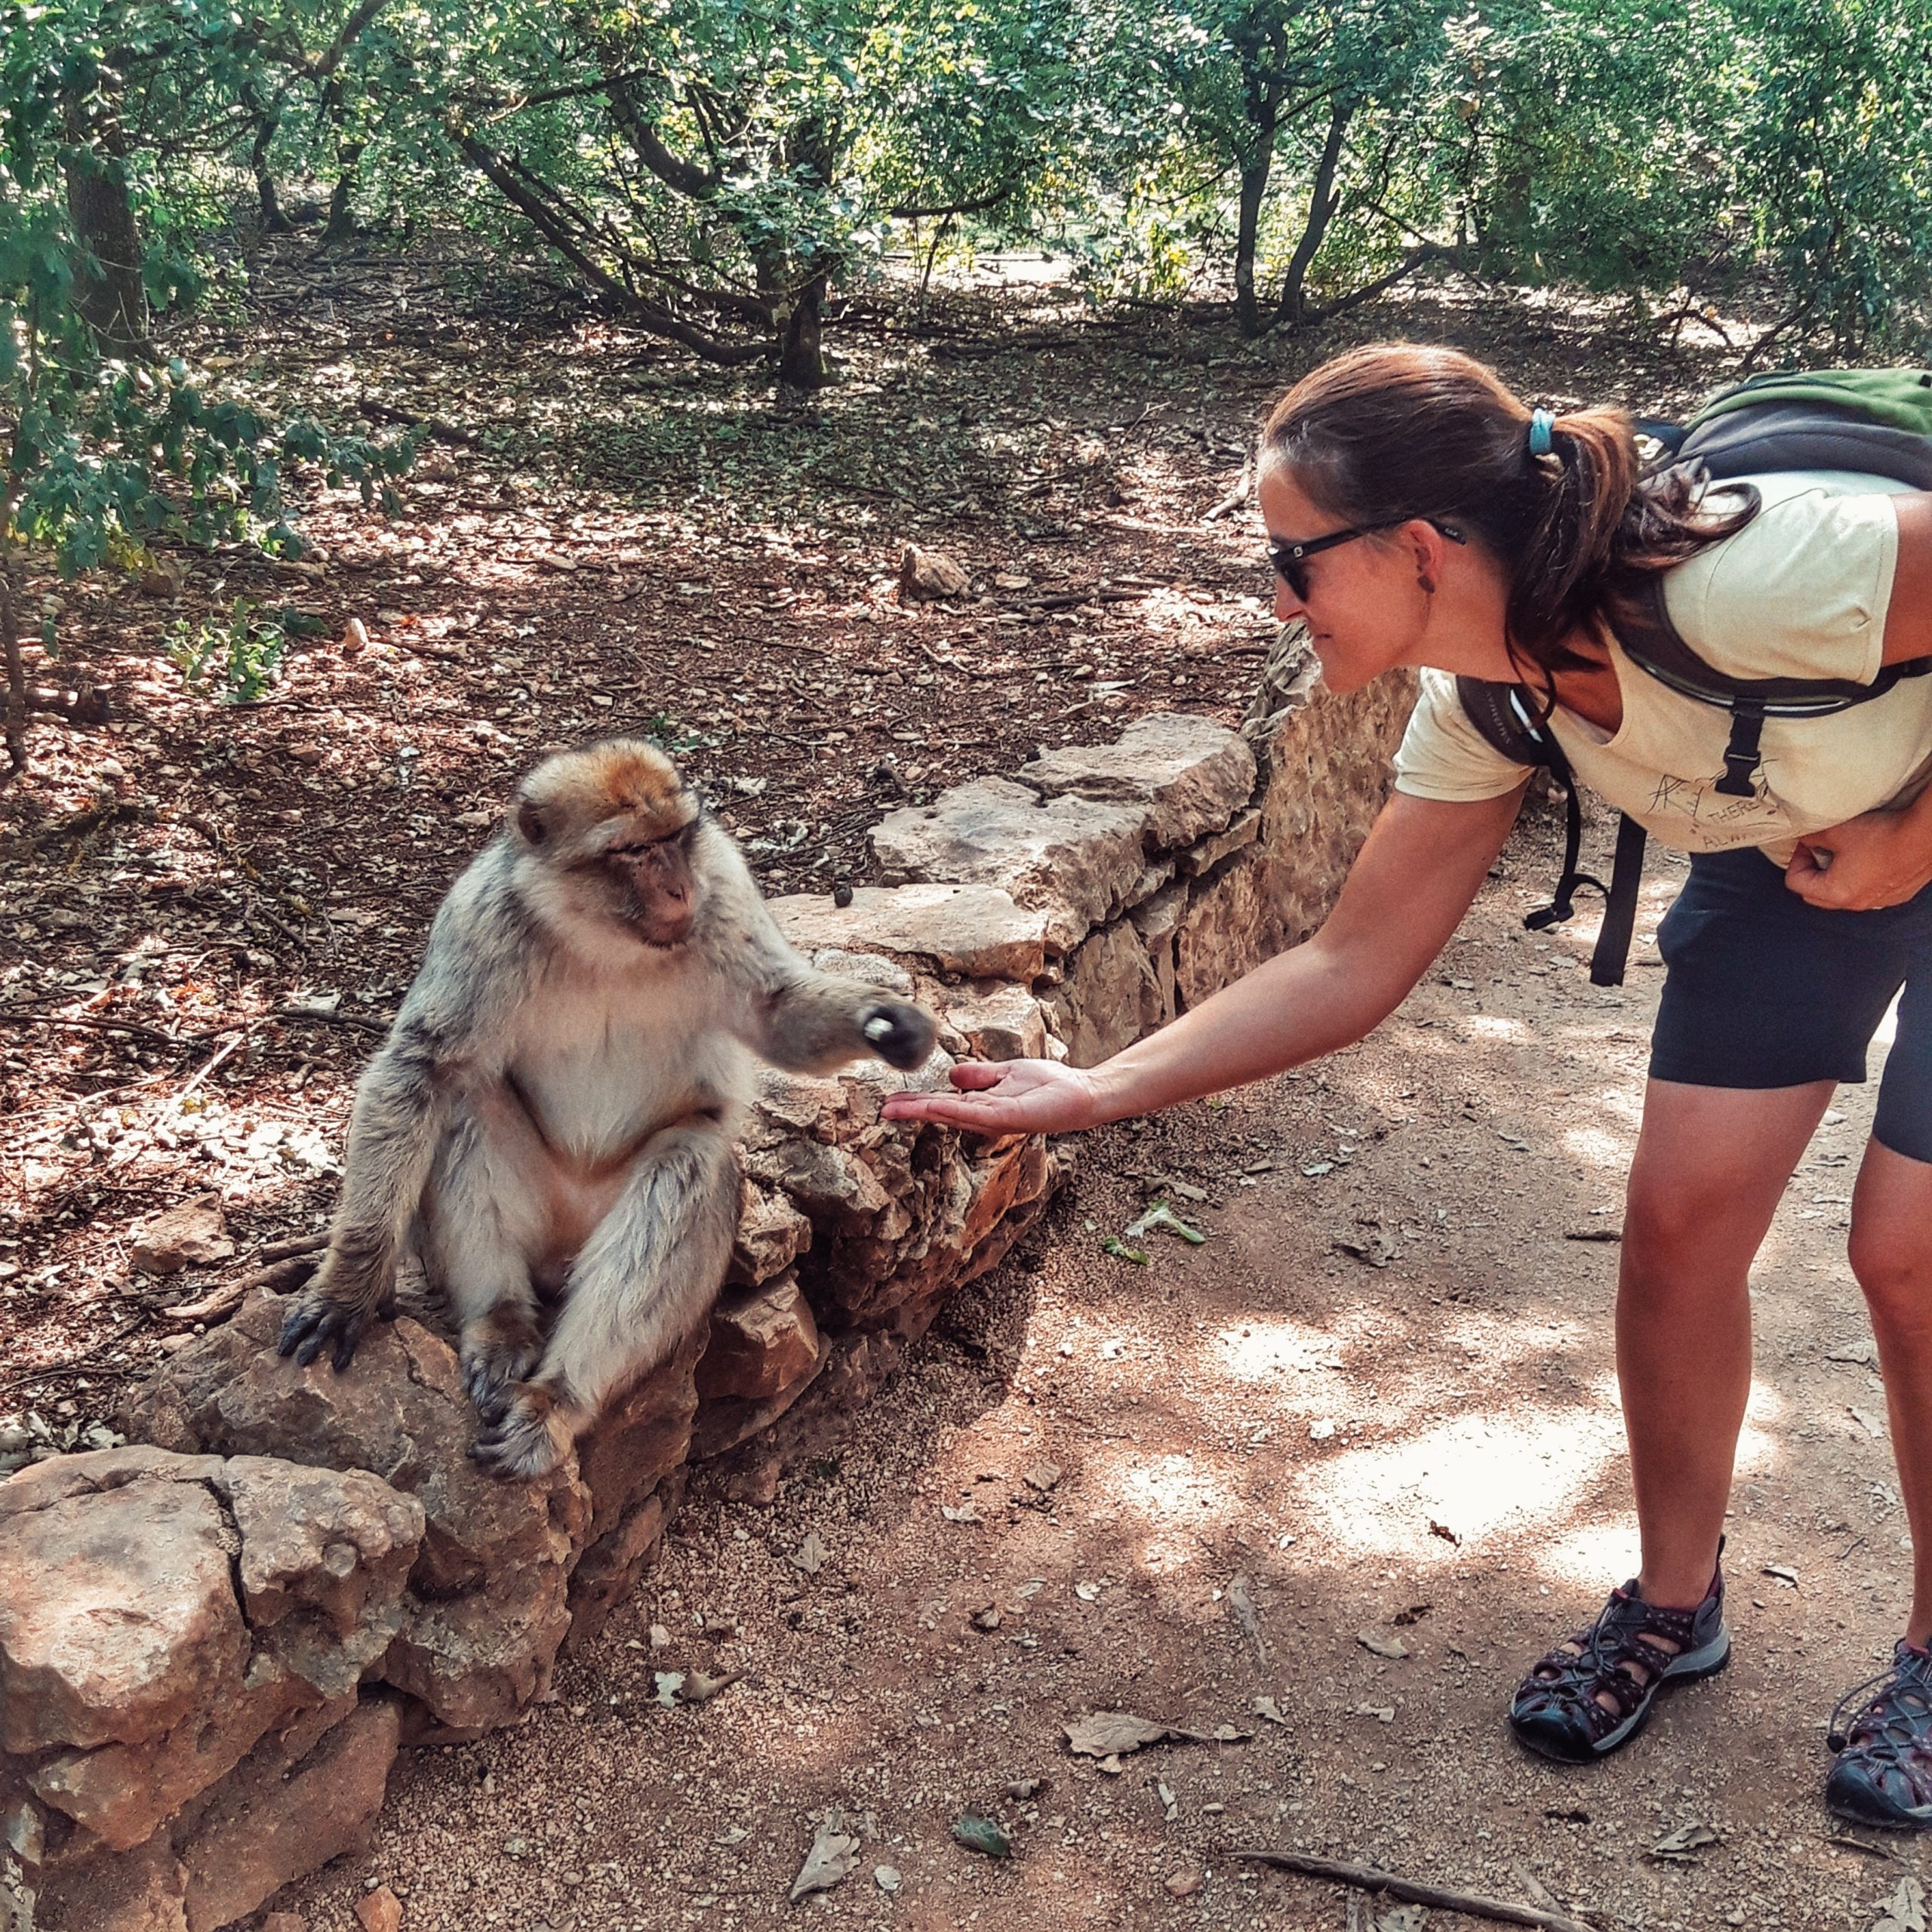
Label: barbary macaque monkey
xmin=279 ymin=739 xmax=937 ymax=1478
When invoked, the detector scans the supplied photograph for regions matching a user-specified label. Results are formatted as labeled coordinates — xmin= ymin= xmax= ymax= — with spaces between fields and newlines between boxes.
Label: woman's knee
xmin=1850 ymin=1214 xmax=1932 ymax=1327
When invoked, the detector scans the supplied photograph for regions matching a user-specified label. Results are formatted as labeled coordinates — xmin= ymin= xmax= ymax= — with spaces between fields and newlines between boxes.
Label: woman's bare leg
xmin=1618 ymin=1076 xmax=1835 ymax=1607
xmin=1848 ymin=1140 xmax=1932 ymax=1645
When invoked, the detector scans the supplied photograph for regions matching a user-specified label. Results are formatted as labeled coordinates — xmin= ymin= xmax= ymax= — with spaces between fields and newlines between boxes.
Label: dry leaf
xmin=789 ymin=1816 xmax=862 ymax=1901
xmin=1357 ymin=1629 xmax=1410 ymax=1660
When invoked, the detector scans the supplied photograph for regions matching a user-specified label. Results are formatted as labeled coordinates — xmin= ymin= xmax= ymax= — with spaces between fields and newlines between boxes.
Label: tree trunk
xmin=62 ymin=94 xmax=147 ymax=352
xmin=1277 ymin=101 xmax=1350 ymax=328
xmin=251 ymin=106 xmax=291 ymax=234
xmin=1233 ymin=149 xmax=1273 ymax=338
xmin=775 ymin=276 xmax=829 ymax=390
xmin=1 ymin=555 xmax=26 ymax=780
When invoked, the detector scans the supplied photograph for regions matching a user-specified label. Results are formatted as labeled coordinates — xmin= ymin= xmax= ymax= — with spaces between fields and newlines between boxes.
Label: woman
xmin=881 ymin=344 xmax=1932 ymax=1827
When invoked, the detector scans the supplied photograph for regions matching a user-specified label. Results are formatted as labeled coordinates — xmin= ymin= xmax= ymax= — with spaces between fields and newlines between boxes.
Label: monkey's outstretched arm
xmin=745 ymin=965 xmax=937 ymax=1075
xmin=278 ymin=1025 xmax=467 ymax=1371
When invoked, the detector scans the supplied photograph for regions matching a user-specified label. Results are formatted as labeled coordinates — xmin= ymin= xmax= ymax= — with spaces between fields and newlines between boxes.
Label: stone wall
xmin=0 ymin=628 xmax=1414 ymax=1932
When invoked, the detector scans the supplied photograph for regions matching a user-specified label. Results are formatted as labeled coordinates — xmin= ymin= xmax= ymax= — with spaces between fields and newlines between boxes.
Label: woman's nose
xmin=1272 ymin=578 xmax=1304 ymax=623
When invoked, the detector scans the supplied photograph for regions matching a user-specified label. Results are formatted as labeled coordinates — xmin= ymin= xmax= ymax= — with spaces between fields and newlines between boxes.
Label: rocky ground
xmin=274 ymin=806 xmax=1926 ymax=1932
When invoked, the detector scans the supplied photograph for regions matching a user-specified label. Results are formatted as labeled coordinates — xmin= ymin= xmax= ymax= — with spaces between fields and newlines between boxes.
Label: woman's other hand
xmin=1787 ymin=800 xmax=1932 ymax=911
xmin=880 ymin=1059 xmax=1105 ymax=1137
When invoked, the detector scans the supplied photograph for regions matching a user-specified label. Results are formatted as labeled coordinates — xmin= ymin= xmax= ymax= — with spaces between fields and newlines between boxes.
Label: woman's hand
xmin=881 ymin=1059 xmax=1106 ymax=1137
xmin=1786 ymin=801 xmax=1932 ymax=911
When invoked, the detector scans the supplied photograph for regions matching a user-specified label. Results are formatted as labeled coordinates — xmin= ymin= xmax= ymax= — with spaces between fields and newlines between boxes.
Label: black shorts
xmin=1648 ymin=847 xmax=1932 ymax=1162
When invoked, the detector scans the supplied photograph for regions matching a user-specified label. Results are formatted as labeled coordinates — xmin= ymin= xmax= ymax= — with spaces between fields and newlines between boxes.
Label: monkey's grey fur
xmin=278 ymin=741 xmax=935 ymax=1479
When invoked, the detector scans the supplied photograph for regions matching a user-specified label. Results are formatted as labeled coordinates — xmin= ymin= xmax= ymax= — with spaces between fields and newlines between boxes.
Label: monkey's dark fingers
xmin=277 ymin=1295 xmax=368 ymax=1372
xmin=860 ymin=1001 xmax=937 ymax=1072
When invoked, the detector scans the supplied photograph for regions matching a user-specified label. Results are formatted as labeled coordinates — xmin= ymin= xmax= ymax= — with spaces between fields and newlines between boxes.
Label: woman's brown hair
xmin=1260 ymin=343 xmax=1755 ymax=678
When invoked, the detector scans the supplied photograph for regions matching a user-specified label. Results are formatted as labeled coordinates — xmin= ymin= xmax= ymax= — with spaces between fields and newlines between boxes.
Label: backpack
xmin=1459 ymin=367 xmax=1932 ymax=987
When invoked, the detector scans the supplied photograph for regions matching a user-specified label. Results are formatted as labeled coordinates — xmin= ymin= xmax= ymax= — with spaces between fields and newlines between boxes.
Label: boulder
xmin=0 ymin=1447 xmax=417 ymax=1863
xmin=870 ymin=777 xmax=1150 ymax=948
xmin=770 ymin=883 xmax=1058 ymax=983
xmin=131 ymin=1196 xmax=233 ymax=1276
xmin=1174 ymin=846 xmax=1266 ymax=1008
xmin=120 ymin=1297 xmax=587 ymax=1737
xmin=728 ymin=1178 xmax=814 ymax=1287
xmin=897 ymin=545 xmax=971 ymax=601
xmin=177 ymin=1695 xmax=399 ymax=1932
xmin=1017 ymin=713 xmax=1257 ymax=850
xmin=1042 ymin=921 xmax=1166 ymax=1068
xmin=696 ymin=1275 xmax=823 ymax=1402
xmin=31 ymin=1833 xmax=186 ymax=1932
xmin=934 ymin=980 xmax=1050 ymax=1063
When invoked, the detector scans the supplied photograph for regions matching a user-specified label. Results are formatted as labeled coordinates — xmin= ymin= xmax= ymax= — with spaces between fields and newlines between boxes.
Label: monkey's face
xmin=601 ymin=823 xmax=700 ymax=947
xmin=513 ymin=740 xmax=706 ymax=951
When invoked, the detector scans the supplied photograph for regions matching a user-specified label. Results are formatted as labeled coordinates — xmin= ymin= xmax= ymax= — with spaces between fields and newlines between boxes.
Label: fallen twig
xmin=276 ymin=1002 xmax=392 ymax=1035
xmin=1229 ymin=1850 xmax=1594 ymax=1932
xmin=0 ymin=1008 xmax=207 ymax=1051
xmin=163 ymin=1239 xmax=326 ymax=1324
xmin=1202 ymin=460 xmax=1254 ymax=522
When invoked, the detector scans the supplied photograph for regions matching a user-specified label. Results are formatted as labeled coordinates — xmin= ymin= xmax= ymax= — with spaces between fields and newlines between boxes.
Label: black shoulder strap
xmin=1455 ymin=676 xmax=1639 ymax=985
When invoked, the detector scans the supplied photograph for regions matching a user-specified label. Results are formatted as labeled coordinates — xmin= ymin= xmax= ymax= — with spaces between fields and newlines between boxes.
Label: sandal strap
xmin=1829 ymin=1642 xmax=1932 ymax=1812
xmin=1515 ymin=1579 xmax=1719 ymax=1743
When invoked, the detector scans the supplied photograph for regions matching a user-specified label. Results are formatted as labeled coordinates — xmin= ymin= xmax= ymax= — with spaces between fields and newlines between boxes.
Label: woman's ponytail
xmin=1261 ymin=346 xmax=1755 ymax=678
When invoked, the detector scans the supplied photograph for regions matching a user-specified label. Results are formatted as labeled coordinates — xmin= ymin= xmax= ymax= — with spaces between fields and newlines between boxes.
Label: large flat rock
xmin=770 ymin=883 xmax=1059 ymax=982
xmin=870 ymin=777 xmax=1150 ymax=948
xmin=1017 ymin=712 xmax=1257 ymax=849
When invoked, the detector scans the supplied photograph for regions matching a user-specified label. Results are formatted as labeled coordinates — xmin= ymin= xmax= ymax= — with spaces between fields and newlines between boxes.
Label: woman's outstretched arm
xmin=881 ymin=784 xmax=1526 ymax=1137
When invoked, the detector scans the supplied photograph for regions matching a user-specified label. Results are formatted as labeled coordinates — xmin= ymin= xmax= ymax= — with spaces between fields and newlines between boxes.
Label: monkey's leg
xmin=470 ymin=1118 xmax=739 ymax=1481
xmin=420 ymin=1098 xmax=552 ymax=1426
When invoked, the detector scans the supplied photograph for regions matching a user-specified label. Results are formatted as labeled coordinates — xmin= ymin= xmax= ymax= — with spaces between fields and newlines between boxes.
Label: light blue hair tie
xmin=1527 ymin=408 xmax=1556 ymax=457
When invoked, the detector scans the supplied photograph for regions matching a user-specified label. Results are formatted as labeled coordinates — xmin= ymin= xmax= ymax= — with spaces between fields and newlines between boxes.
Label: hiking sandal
xmin=1509 ymin=1557 xmax=1730 ymax=1764
xmin=1825 ymin=1641 xmax=1932 ymax=1829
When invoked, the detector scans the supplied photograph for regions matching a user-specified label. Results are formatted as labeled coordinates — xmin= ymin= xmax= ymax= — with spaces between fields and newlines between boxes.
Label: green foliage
xmin=0 ymin=0 xmax=417 ymax=677
xmin=165 ymin=597 xmax=319 ymax=702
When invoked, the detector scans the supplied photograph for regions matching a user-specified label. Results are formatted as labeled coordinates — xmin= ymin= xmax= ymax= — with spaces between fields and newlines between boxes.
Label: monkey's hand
xmin=860 ymin=999 xmax=937 ymax=1072
xmin=276 ymin=1261 xmax=381 ymax=1374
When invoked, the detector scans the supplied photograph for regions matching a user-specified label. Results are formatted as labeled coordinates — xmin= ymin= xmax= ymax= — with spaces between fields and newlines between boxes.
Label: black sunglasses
xmin=1268 ymin=517 xmax=1466 ymax=601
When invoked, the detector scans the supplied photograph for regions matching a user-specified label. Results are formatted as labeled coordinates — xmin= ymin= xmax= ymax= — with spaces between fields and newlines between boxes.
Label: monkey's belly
xmin=528 ymin=1162 xmax=630 ymax=1291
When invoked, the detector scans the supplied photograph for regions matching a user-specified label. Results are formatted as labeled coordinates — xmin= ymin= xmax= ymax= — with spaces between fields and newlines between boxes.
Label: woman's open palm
xmin=881 ymin=1058 xmax=1102 ymax=1137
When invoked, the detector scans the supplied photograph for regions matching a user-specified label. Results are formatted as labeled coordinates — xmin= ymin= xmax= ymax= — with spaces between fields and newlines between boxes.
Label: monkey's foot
xmin=469 ymin=1383 xmax=577 ymax=1481
xmin=277 ymin=1287 xmax=374 ymax=1374
xmin=460 ymin=1318 xmax=543 ymax=1426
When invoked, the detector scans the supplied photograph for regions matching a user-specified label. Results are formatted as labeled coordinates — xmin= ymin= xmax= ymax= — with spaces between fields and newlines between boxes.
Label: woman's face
xmin=1257 ymin=460 xmax=1431 ymax=693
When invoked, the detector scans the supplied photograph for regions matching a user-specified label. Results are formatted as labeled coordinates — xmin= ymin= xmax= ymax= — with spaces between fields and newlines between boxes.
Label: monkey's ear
xmin=515 ymin=798 xmax=548 ymax=848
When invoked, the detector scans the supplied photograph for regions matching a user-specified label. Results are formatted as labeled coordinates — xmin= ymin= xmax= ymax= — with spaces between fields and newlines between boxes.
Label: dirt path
xmin=277 ymin=808 xmax=1924 ymax=1932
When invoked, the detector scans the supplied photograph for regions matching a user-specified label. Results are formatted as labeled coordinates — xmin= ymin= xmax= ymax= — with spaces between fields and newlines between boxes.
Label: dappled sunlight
xmin=1458 ymin=1014 xmax=1530 ymax=1043
xmin=1562 ymin=1123 xmax=1633 ymax=1168
xmin=1297 ymin=1404 xmax=1625 ymax=1560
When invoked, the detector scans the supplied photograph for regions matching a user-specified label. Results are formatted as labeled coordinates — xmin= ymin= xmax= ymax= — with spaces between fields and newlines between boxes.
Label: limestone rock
xmin=934 ymin=981 xmax=1048 ymax=1062
xmin=32 ymin=1833 xmax=186 ymax=1932
xmin=0 ymin=1446 xmax=417 ymax=1861
xmin=897 ymin=544 xmax=971 ymax=601
xmin=217 ymin=1458 xmax=423 ymax=1700
xmin=355 ymin=1886 xmax=403 ymax=1932
xmin=565 ymin=1324 xmax=705 ymax=1645
xmin=770 ymin=883 xmax=1058 ymax=983
xmin=178 ymin=1696 xmax=399 ymax=1932
xmin=121 ymin=1297 xmax=588 ymax=1737
xmin=1175 ymin=846 xmax=1266 ymax=1008
xmin=728 ymin=1178 xmax=815 ymax=1287
xmin=1128 ymin=880 xmax=1187 ymax=1020
xmin=131 ymin=1195 xmax=232 ymax=1276
xmin=870 ymin=777 xmax=1149 ymax=948
xmin=1178 ymin=804 xmax=1262 ymax=875
xmin=1043 ymin=921 xmax=1166 ymax=1068
xmin=697 ymin=1275 xmax=823 ymax=1402
xmin=1017 ymin=713 xmax=1257 ymax=849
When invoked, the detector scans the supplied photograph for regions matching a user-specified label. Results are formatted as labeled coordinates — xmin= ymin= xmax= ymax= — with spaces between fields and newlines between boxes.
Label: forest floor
xmin=6 ymin=248 xmax=1920 ymax=1930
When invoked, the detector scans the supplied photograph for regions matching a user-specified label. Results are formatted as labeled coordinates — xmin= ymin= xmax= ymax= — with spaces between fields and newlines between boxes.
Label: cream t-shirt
xmin=1392 ymin=471 xmax=1932 ymax=866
